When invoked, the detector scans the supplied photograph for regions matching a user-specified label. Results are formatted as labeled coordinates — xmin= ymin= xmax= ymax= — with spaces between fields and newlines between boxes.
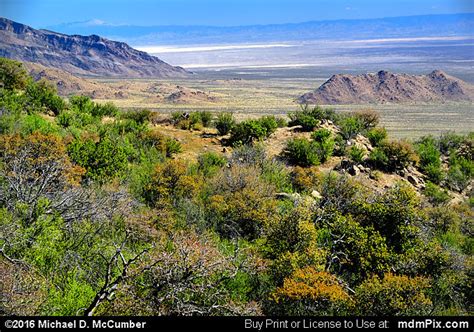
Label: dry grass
xmin=154 ymin=124 xmax=231 ymax=163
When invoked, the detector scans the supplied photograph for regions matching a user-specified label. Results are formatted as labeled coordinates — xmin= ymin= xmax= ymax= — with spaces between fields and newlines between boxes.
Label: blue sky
xmin=1 ymin=0 xmax=473 ymax=27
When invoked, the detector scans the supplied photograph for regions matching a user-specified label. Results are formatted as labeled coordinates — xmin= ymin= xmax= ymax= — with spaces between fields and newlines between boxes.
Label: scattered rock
xmin=348 ymin=165 xmax=360 ymax=176
xmin=338 ymin=159 xmax=352 ymax=170
xmin=407 ymin=175 xmax=420 ymax=186
xmin=275 ymin=192 xmax=301 ymax=201
xmin=311 ymin=190 xmax=323 ymax=200
xmin=407 ymin=174 xmax=425 ymax=189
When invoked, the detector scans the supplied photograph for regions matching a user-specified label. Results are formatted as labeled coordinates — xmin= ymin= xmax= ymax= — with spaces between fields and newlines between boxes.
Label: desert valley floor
xmin=92 ymin=73 xmax=474 ymax=139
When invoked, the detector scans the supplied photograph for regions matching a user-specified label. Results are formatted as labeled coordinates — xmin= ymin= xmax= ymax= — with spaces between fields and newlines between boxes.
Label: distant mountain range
xmin=0 ymin=17 xmax=189 ymax=77
xmin=44 ymin=13 xmax=474 ymax=46
xmin=299 ymin=70 xmax=474 ymax=104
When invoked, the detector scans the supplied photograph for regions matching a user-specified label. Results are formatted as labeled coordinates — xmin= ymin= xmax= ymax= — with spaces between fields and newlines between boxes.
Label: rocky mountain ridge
xmin=0 ymin=17 xmax=189 ymax=78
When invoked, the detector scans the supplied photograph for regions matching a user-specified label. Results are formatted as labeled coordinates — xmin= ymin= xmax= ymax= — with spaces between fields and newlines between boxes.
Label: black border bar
xmin=0 ymin=316 xmax=472 ymax=331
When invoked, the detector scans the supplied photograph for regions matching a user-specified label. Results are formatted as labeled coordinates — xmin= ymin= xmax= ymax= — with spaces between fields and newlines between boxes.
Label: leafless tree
xmin=92 ymin=230 xmax=262 ymax=316
xmin=81 ymin=232 xmax=156 ymax=316
xmin=138 ymin=231 xmax=260 ymax=316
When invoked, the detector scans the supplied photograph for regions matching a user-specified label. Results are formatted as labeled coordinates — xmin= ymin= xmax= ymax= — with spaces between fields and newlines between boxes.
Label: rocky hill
xmin=24 ymin=62 xmax=118 ymax=98
xmin=24 ymin=62 xmax=215 ymax=103
xmin=299 ymin=70 xmax=474 ymax=104
xmin=0 ymin=17 xmax=189 ymax=78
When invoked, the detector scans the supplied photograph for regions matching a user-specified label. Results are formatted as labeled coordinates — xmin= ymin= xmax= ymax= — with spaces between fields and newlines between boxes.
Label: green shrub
xmin=172 ymin=111 xmax=213 ymax=129
xmin=367 ymin=127 xmax=388 ymax=147
xmin=170 ymin=111 xmax=207 ymax=130
xmin=332 ymin=134 xmax=346 ymax=157
xmin=0 ymin=88 xmax=28 ymax=116
xmin=56 ymin=110 xmax=97 ymax=129
xmin=231 ymin=143 xmax=266 ymax=166
xmin=229 ymin=119 xmax=267 ymax=145
xmin=189 ymin=112 xmax=203 ymax=129
xmin=275 ymin=116 xmax=288 ymax=128
xmin=416 ymin=136 xmax=443 ymax=184
xmin=353 ymin=109 xmax=380 ymax=130
xmin=56 ymin=111 xmax=74 ymax=128
xmin=67 ymin=136 xmax=129 ymax=182
xmin=165 ymin=138 xmax=182 ymax=157
xmin=369 ymin=140 xmax=418 ymax=171
xmin=316 ymin=140 xmax=335 ymax=164
xmin=369 ymin=147 xmax=389 ymax=169
xmin=215 ymin=112 xmax=236 ymax=135
xmin=175 ymin=119 xmax=191 ymax=130
xmin=338 ymin=115 xmax=364 ymax=140
xmin=261 ymin=159 xmax=292 ymax=192
xmin=415 ymin=136 xmax=439 ymax=163
xmin=311 ymin=128 xmax=332 ymax=143
xmin=288 ymin=105 xmax=338 ymax=131
xmin=355 ymin=273 xmax=432 ymax=315
xmin=198 ymin=111 xmax=213 ymax=127
xmin=259 ymin=115 xmax=279 ymax=136
xmin=0 ymin=109 xmax=21 ymax=134
xmin=289 ymin=113 xmax=319 ymax=131
xmin=424 ymin=182 xmax=451 ymax=205
xmin=311 ymin=106 xmax=337 ymax=122
xmin=25 ymin=80 xmax=65 ymax=115
xmin=91 ymin=102 xmax=119 ymax=118
xmin=171 ymin=111 xmax=185 ymax=125
xmin=311 ymin=129 xmax=335 ymax=162
xmin=355 ymin=182 xmax=421 ymax=251
xmin=284 ymin=138 xmax=320 ymax=166
xmin=321 ymin=213 xmax=391 ymax=283
xmin=446 ymin=151 xmax=473 ymax=192
xmin=347 ymin=145 xmax=366 ymax=164
xmin=206 ymin=164 xmax=277 ymax=239
xmin=439 ymin=131 xmax=464 ymax=155
xmin=21 ymin=114 xmax=60 ymax=136
xmin=120 ymin=109 xmax=152 ymax=124
xmin=0 ymin=57 xmax=30 ymax=91
xmin=112 ymin=119 xmax=147 ymax=135
xmin=69 ymin=95 xmax=94 ymax=113
xmin=425 ymin=164 xmax=445 ymax=184
xmin=446 ymin=165 xmax=471 ymax=192
xmin=198 ymin=152 xmax=226 ymax=176
xmin=68 ymin=96 xmax=118 ymax=120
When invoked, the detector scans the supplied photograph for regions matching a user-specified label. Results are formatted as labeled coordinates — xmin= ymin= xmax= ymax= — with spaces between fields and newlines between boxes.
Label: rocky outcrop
xmin=299 ymin=70 xmax=474 ymax=104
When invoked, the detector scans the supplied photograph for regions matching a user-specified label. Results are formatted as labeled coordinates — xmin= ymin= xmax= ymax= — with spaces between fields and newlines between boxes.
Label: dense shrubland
xmin=0 ymin=58 xmax=472 ymax=316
